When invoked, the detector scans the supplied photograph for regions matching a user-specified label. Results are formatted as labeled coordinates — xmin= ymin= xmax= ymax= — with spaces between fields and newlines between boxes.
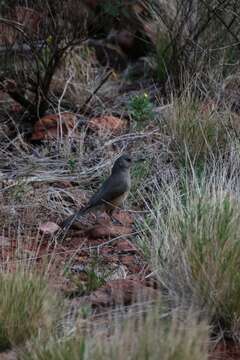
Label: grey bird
xmin=61 ymin=154 xmax=133 ymax=229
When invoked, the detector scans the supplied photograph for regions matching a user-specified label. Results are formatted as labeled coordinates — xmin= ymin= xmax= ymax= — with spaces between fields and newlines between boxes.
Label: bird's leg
xmin=108 ymin=209 xmax=124 ymax=226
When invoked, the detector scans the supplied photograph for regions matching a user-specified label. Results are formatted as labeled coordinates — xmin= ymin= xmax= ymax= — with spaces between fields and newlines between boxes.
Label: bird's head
xmin=111 ymin=154 xmax=132 ymax=173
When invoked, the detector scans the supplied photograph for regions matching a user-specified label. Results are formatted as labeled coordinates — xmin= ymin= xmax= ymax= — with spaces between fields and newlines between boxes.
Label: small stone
xmin=39 ymin=222 xmax=60 ymax=235
xmin=114 ymin=239 xmax=138 ymax=253
xmin=86 ymin=224 xmax=132 ymax=239
xmin=88 ymin=115 xmax=126 ymax=134
xmin=89 ymin=278 xmax=160 ymax=308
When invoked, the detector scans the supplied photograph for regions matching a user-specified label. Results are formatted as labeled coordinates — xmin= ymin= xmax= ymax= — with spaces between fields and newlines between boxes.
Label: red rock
xmin=102 ymin=254 xmax=119 ymax=264
xmin=39 ymin=222 xmax=60 ymax=235
xmin=120 ymin=255 xmax=136 ymax=265
xmin=88 ymin=115 xmax=126 ymax=134
xmin=86 ymin=224 xmax=132 ymax=239
xmin=114 ymin=211 xmax=134 ymax=226
xmin=119 ymin=255 xmax=141 ymax=273
xmin=31 ymin=112 xmax=77 ymax=141
xmin=114 ymin=239 xmax=138 ymax=253
xmin=89 ymin=279 xmax=160 ymax=308
xmin=51 ymin=181 xmax=72 ymax=189
xmin=100 ymin=247 xmax=113 ymax=256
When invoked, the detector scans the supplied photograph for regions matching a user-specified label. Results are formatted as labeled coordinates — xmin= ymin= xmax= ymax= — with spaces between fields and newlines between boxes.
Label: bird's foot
xmin=110 ymin=215 xmax=124 ymax=226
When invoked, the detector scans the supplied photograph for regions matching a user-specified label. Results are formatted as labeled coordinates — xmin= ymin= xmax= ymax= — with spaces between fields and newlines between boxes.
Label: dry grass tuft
xmin=0 ymin=269 xmax=60 ymax=351
xmin=138 ymin=149 xmax=240 ymax=338
xmin=158 ymin=93 xmax=234 ymax=166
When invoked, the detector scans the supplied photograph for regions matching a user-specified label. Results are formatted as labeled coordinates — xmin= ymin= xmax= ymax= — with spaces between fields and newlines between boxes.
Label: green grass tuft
xmin=0 ymin=270 xmax=59 ymax=351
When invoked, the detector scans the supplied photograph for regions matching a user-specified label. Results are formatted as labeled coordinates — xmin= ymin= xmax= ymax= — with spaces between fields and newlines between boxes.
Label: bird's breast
xmin=110 ymin=191 xmax=129 ymax=207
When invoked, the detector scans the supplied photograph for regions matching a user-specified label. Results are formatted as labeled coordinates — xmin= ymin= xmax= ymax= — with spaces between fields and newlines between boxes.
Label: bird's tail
xmin=61 ymin=206 xmax=91 ymax=229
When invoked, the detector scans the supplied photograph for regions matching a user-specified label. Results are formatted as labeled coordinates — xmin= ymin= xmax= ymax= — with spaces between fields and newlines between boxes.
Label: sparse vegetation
xmin=1 ymin=0 xmax=240 ymax=358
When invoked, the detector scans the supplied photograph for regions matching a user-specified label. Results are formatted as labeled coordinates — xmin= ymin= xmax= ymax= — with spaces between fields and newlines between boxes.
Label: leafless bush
xmin=0 ymin=0 xmax=95 ymax=121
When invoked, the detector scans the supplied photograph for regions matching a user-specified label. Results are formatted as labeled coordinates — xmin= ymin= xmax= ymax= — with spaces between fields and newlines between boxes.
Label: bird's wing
xmin=61 ymin=173 xmax=129 ymax=229
xmin=88 ymin=173 xmax=128 ymax=208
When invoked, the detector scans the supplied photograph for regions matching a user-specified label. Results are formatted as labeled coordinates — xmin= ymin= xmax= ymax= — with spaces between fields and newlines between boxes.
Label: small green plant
xmin=68 ymin=158 xmax=77 ymax=173
xmin=71 ymin=268 xmax=105 ymax=296
xmin=84 ymin=268 xmax=105 ymax=293
xmin=129 ymin=93 xmax=154 ymax=123
xmin=66 ymin=258 xmax=106 ymax=297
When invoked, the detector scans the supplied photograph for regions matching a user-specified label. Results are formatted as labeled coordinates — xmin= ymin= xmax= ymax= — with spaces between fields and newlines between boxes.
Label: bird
xmin=61 ymin=154 xmax=133 ymax=229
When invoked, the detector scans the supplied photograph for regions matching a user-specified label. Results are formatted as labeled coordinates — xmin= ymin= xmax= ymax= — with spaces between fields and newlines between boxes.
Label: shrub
xmin=0 ymin=0 xmax=91 ymax=119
